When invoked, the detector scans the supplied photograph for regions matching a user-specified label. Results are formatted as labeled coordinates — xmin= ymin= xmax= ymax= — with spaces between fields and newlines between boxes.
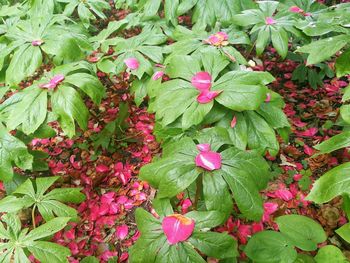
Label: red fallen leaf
xmin=162 ymin=214 xmax=195 ymax=245
xmin=304 ymin=144 xmax=315 ymax=156
xmin=96 ymin=164 xmax=110 ymax=173
xmin=297 ymin=127 xmax=318 ymax=137
xmin=116 ymin=225 xmax=129 ymax=240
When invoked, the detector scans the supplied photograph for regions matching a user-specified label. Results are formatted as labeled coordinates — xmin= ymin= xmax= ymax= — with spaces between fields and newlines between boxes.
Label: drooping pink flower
xmin=289 ymin=6 xmax=304 ymax=13
xmin=231 ymin=116 xmax=237 ymax=128
xmin=195 ymin=144 xmax=222 ymax=171
xmin=162 ymin=214 xmax=195 ymax=245
xmin=116 ymin=225 xmax=129 ymax=240
xmin=197 ymin=90 xmax=222 ymax=104
xmin=32 ymin=40 xmax=44 ymax=46
xmin=265 ymin=17 xmax=277 ymax=25
xmin=206 ymin=31 xmax=229 ymax=46
xmin=124 ymin=58 xmax=139 ymax=70
xmin=152 ymin=71 xmax=164 ymax=81
xmin=191 ymin=72 xmax=212 ymax=91
xmin=265 ymin=93 xmax=271 ymax=103
xmin=39 ymin=74 xmax=65 ymax=89
xmin=181 ymin=198 xmax=192 ymax=214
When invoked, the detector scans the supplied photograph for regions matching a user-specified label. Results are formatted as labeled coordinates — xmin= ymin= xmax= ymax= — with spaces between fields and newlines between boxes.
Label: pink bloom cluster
xmin=191 ymin=72 xmax=222 ymax=104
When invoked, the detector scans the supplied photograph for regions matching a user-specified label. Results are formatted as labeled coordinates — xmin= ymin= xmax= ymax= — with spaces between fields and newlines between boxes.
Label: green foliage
xmin=0 ymin=176 xmax=85 ymax=221
xmin=0 ymin=213 xmax=71 ymax=263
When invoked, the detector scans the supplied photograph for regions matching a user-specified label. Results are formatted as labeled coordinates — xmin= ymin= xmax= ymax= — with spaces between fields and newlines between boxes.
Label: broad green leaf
xmin=22 ymin=217 xmax=70 ymax=242
xmin=152 ymin=198 xmax=173 ymax=218
xmin=314 ymin=131 xmax=350 ymax=154
xmin=27 ymin=241 xmax=70 ymax=263
xmin=51 ymin=86 xmax=89 ymax=137
xmin=298 ymin=35 xmax=350 ymax=65
xmin=165 ymin=55 xmax=201 ymax=80
xmin=314 ymin=245 xmax=347 ymax=263
xmin=0 ymin=125 xmax=33 ymax=182
xmin=80 ymin=256 xmax=99 ymax=263
xmin=276 ymin=215 xmax=326 ymax=251
xmin=271 ymin=28 xmax=289 ymax=59
xmin=185 ymin=211 xmax=226 ymax=229
xmin=306 ymin=162 xmax=350 ymax=203
xmin=44 ymin=188 xmax=85 ymax=203
xmin=341 ymin=105 xmax=350 ymax=124
xmin=335 ymin=48 xmax=350 ymax=78
xmin=0 ymin=195 xmax=33 ymax=213
xmin=189 ymin=232 xmax=238 ymax=259
xmin=256 ymin=27 xmax=270 ymax=56
xmin=245 ymin=231 xmax=297 ymax=263
xmin=38 ymin=200 xmax=79 ymax=221
xmin=336 ymin=223 xmax=350 ymax=243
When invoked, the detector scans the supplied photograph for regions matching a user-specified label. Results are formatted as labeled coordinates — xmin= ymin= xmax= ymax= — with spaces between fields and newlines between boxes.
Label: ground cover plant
xmin=0 ymin=0 xmax=350 ymax=262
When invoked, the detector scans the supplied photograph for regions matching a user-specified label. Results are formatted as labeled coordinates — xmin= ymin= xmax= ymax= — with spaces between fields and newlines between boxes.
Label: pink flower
xmin=206 ymin=31 xmax=229 ymax=46
xmin=293 ymin=173 xmax=302 ymax=181
xmin=252 ymin=222 xmax=264 ymax=233
xmin=265 ymin=93 xmax=271 ymax=103
xmin=304 ymin=144 xmax=315 ymax=156
xmin=32 ymin=40 xmax=44 ymax=46
xmin=162 ymin=214 xmax=195 ymax=245
xmin=116 ymin=225 xmax=129 ymax=240
xmin=265 ymin=17 xmax=277 ymax=25
xmin=39 ymin=74 xmax=65 ymax=89
xmin=289 ymin=6 xmax=304 ymax=13
xmin=191 ymin=72 xmax=212 ymax=91
xmin=124 ymin=58 xmax=139 ymax=70
xmin=231 ymin=116 xmax=237 ymax=128
xmin=197 ymin=90 xmax=222 ymax=104
xmin=152 ymin=71 xmax=164 ymax=81
xmin=262 ymin=202 xmax=278 ymax=222
xmin=195 ymin=144 xmax=222 ymax=171
xmin=181 ymin=198 xmax=192 ymax=214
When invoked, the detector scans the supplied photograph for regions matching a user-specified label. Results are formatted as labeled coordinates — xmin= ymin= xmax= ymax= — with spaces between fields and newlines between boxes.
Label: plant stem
xmin=193 ymin=175 xmax=203 ymax=210
xmin=32 ymin=205 xmax=36 ymax=229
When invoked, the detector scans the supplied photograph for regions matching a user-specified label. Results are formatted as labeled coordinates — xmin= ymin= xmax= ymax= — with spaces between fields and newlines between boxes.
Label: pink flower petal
xmin=230 ymin=116 xmax=237 ymax=128
xmin=265 ymin=17 xmax=277 ymax=25
xmin=96 ymin=164 xmax=110 ymax=173
xmin=191 ymin=72 xmax=212 ymax=91
xmin=124 ymin=58 xmax=139 ymax=70
xmin=289 ymin=6 xmax=304 ymax=13
xmin=39 ymin=74 xmax=65 ymax=90
xmin=197 ymin=90 xmax=222 ymax=104
xmin=116 ymin=225 xmax=129 ymax=240
xmin=32 ymin=40 xmax=44 ymax=46
xmin=265 ymin=93 xmax=271 ymax=103
xmin=217 ymin=31 xmax=228 ymax=41
xmin=162 ymin=214 xmax=195 ymax=245
xmin=195 ymin=149 xmax=222 ymax=171
xmin=275 ymin=189 xmax=293 ymax=201
xmin=196 ymin=144 xmax=211 ymax=152
xmin=152 ymin=71 xmax=164 ymax=81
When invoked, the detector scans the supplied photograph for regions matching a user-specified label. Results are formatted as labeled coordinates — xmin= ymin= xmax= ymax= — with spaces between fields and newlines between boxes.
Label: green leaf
xmin=165 ymin=55 xmax=201 ymax=80
xmin=271 ymin=28 xmax=289 ymax=59
xmin=314 ymin=131 xmax=350 ymax=154
xmin=51 ymin=86 xmax=89 ymax=137
xmin=314 ymin=245 xmax=347 ymax=263
xmin=7 ymin=87 xmax=47 ymax=134
xmin=335 ymin=48 xmax=350 ymax=78
xmin=306 ymin=162 xmax=350 ymax=203
xmin=256 ymin=27 xmax=270 ymax=56
xmin=164 ymin=0 xmax=179 ymax=25
xmin=298 ymin=35 xmax=350 ymax=65
xmin=0 ymin=125 xmax=33 ymax=182
xmin=38 ymin=200 xmax=79 ymax=221
xmin=182 ymin=100 xmax=213 ymax=130
xmin=245 ymin=231 xmax=297 ymax=263
xmin=185 ymin=210 xmax=226 ymax=229
xmin=276 ymin=215 xmax=326 ymax=251
xmin=27 ymin=241 xmax=70 ymax=263
xmin=0 ymin=195 xmax=33 ymax=213
xmin=81 ymin=256 xmax=99 ymax=263
xmin=44 ymin=188 xmax=85 ymax=203
xmin=22 ymin=217 xmax=70 ymax=242
xmin=152 ymin=198 xmax=173 ymax=218
xmin=189 ymin=232 xmax=238 ymax=259
xmin=341 ymin=105 xmax=350 ymax=124
xmin=6 ymin=45 xmax=42 ymax=85
xmin=336 ymin=223 xmax=350 ymax=243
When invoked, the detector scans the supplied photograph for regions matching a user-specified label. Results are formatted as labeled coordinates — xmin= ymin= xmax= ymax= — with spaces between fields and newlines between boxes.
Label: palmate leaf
xmin=1 ymin=61 xmax=105 ymax=138
xmin=154 ymin=49 xmax=274 ymax=131
xmin=140 ymin=128 xmax=270 ymax=221
xmin=1 ymin=14 xmax=92 ymax=85
xmin=0 ymin=176 xmax=85 ymax=221
xmin=0 ymin=123 xmax=33 ymax=182
xmin=129 ymin=208 xmax=237 ymax=263
xmin=0 ymin=214 xmax=71 ymax=263
xmin=97 ymin=25 xmax=167 ymax=79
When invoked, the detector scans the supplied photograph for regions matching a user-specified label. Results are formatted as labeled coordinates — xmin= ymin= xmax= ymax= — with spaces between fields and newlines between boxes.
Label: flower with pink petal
xmin=124 ymin=57 xmax=139 ymax=70
xmin=191 ymin=72 xmax=212 ymax=91
xmin=162 ymin=214 xmax=195 ymax=245
xmin=195 ymin=143 xmax=222 ymax=171
xmin=116 ymin=225 xmax=129 ymax=240
xmin=265 ymin=17 xmax=277 ymax=25
xmin=96 ymin=164 xmax=110 ymax=173
xmin=289 ymin=6 xmax=304 ymax=13
xmin=197 ymin=90 xmax=222 ymax=104
xmin=275 ymin=189 xmax=294 ymax=201
xmin=206 ymin=31 xmax=229 ymax=46
xmin=32 ymin=40 xmax=44 ymax=46
xmin=39 ymin=74 xmax=65 ymax=90
xmin=265 ymin=93 xmax=271 ymax=103
xmin=152 ymin=71 xmax=164 ymax=81
xmin=230 ymin=116 xmax=237 ymax=128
